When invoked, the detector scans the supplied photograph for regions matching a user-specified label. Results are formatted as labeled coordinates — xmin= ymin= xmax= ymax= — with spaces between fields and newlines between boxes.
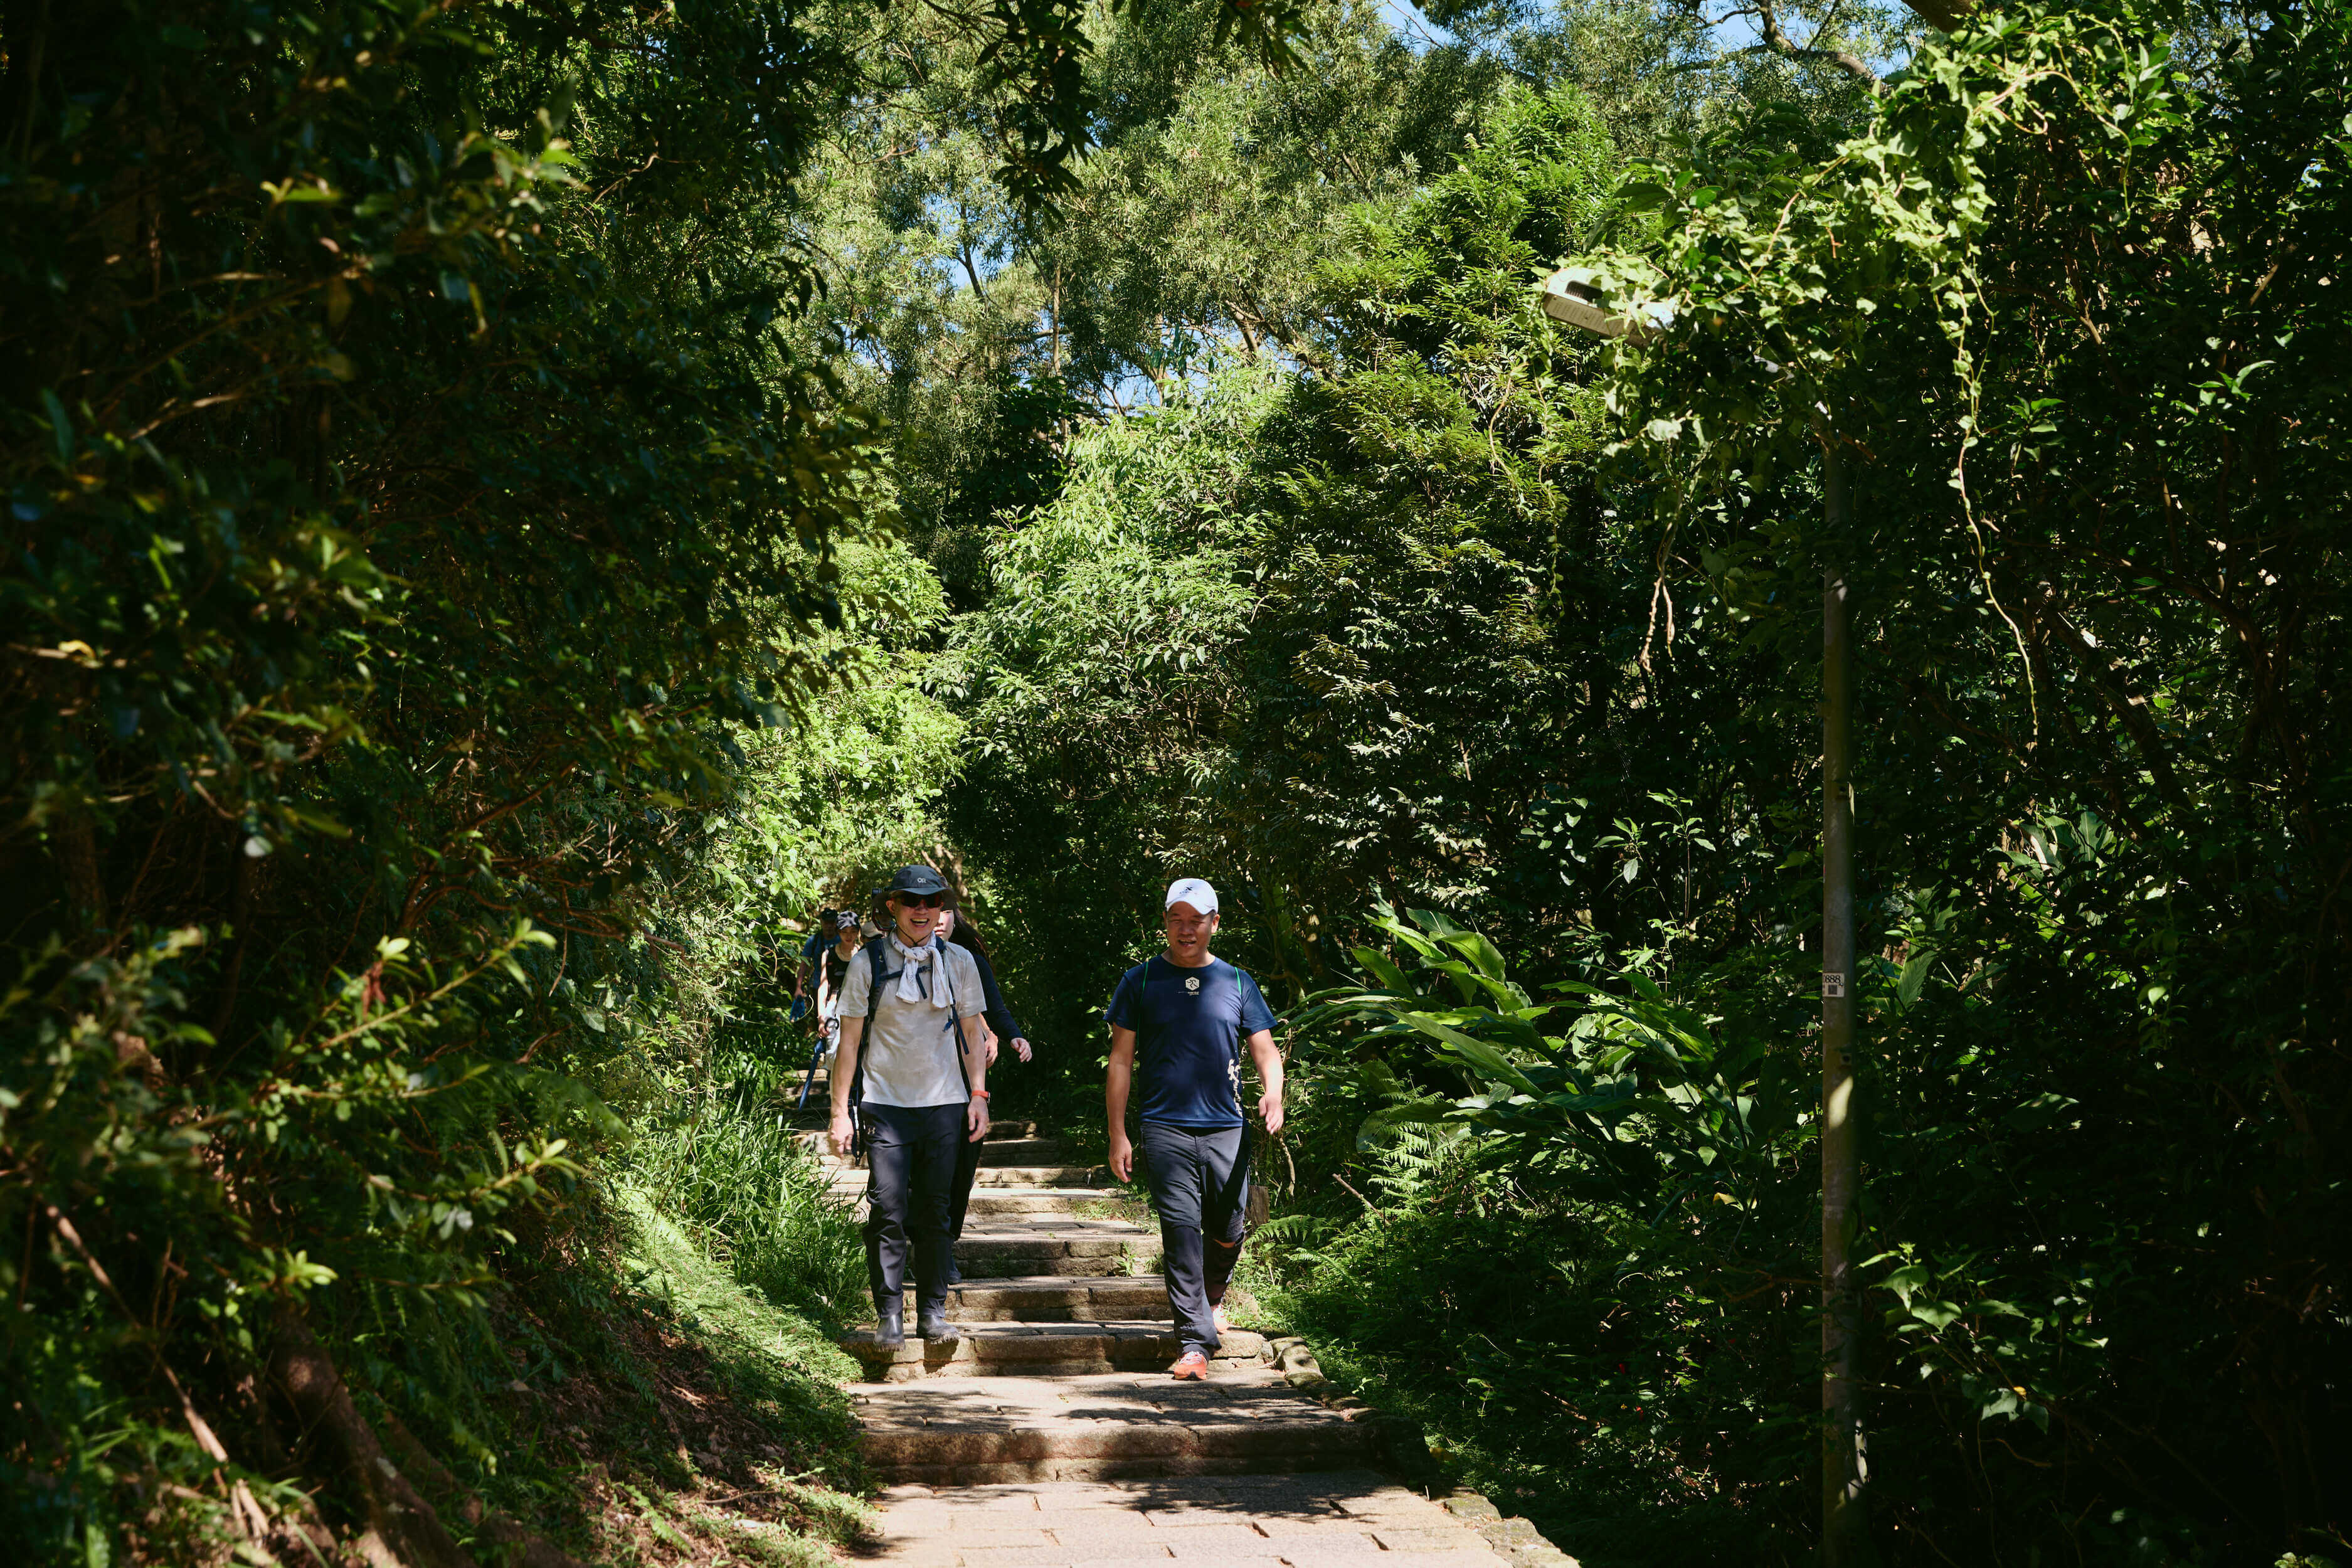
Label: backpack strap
xmin=845 ymin=940 xmax=889 ymax=1136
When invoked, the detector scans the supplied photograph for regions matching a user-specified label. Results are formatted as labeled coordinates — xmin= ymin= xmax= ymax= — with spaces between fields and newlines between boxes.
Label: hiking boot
xmin=916 ymin=1303 xmax=958 ymax=1342
xmin=874 ymin=1299 xmax=906 ymax=1350
xmin=1170 ymin=1350 xmax=1210 ymax=1380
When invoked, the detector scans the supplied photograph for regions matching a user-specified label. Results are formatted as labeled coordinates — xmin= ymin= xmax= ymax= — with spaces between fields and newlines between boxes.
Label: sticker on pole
xmin=1822 ymin=972 xmax=1846 ymax=999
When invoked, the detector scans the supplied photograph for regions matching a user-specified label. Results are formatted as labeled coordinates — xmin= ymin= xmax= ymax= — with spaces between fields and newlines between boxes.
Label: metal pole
xmin=1820 ymin=445 xmax=1870 ymax=1565
xmin=1532 ymin=272 xmax=1873 ymax=1557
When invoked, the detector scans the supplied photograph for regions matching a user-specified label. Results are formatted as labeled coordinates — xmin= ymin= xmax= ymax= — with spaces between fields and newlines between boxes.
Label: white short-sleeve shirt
xmin=838 ymin=938 xmax=987 ymax=1109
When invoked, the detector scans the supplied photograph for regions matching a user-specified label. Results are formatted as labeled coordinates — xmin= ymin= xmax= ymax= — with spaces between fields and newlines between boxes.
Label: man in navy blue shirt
xmin=1104 ymin=877 xmax=1284 ymax=1379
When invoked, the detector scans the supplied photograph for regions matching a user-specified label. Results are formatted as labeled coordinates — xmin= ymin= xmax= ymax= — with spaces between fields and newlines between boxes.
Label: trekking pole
xmin=796 ymin=1022 xmax=828 ymax=1111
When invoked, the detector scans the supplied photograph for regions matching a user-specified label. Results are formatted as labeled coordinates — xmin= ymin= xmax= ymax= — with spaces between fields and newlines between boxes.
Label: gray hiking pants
xmin=1138 ymin=1120 xmax=1250 ymax=1355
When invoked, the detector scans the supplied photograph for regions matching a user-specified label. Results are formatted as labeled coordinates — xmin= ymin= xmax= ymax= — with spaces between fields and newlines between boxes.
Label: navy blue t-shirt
xmin=1104 ymin=956 xmax=1278 ymax=1130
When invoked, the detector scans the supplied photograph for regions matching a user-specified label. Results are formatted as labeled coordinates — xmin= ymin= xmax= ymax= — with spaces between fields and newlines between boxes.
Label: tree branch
xmin=1748 ymin=0 xmax=1886 ymax=93
xmin=1902 ymin=0 xmax=1974 ymax=31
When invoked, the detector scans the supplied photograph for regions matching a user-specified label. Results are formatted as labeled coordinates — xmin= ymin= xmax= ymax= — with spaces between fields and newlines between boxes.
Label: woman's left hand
xmin=1012 ymin=1037 xmax=1034 ymax=1062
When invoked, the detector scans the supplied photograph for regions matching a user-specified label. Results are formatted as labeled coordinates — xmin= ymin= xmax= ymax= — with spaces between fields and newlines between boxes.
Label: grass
xmin=364 ymin=1168 xmax=882 ymax=1568
xmin=626 ymin=1046 xmax=870 ymax=1325
xmin=603 ymin=1180 xmax=876 ymax=1562
xmin=613 ymin=1179 xmax=866 ymax=1452
xmin=410 ymin=1025 xmax=883 ymax=1568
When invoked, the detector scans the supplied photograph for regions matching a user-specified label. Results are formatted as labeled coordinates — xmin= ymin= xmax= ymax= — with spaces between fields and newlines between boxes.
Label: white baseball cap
xmin=1164 ymin=877 xmax=1219 ymax=916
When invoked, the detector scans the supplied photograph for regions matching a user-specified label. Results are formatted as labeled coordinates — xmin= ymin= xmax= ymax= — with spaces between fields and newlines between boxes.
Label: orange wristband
xmin=971 ymin=1089 xmax=990 ymax=1098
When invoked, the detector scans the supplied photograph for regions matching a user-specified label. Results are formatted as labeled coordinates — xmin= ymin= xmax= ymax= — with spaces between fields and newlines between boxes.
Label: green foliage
xmin=1459 ymin=0 xmax=1902 ymax=159
xmin=1274 ymin=919 xmax=1816 ymax=1565
xmin=1233 ymin=5 xmax=2352 ymax=1565
xmin=791 ymin=0 xmax=1520 ymax=607
xmin=624 ymin=1046 xmax=870 ymax=1323
xmin=632 ymin=540 xmax=963 ymax=1048
xmin=0 ymin=0 xmax=1101 ymax=1559
xmin=1272 ymin=1175 xmax=1810 ymax=1567
xmin=945 ymin=84 xmax=1651 ymax=1046
xmin=1300 ymin=905 xmax=1807 ymax=1216
xmin=1554 ymin=0 xmax=2352 ymax=1555
xmin=1042 ymin=0 xmax=1513 ymax=384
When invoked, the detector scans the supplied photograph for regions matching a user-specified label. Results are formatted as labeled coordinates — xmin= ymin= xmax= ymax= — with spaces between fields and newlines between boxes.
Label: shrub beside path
xmin=800 ymin=1113 xmax=1580 ymax=1568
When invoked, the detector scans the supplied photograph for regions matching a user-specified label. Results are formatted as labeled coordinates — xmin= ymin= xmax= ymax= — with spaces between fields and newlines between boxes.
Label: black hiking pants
xmin=1138 ymin=1120 xmax=1250 ymax=1356
xmin=950 ymin=1123 xmax=985 ymax=1242
xmin=861 ymin=1102 xmax=963 ymax=1309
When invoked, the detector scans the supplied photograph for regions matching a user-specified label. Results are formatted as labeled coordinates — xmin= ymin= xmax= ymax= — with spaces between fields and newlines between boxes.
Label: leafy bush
xmin=1272 ymin=1140 xmax=1809 ymax=1568
xmin=1271 ymin=908 xmax=1814 ymax=1565
xmin=0 ymin=0 xmax=1107 ymax=1559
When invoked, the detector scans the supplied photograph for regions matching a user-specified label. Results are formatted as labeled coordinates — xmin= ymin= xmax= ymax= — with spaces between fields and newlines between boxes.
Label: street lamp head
xmin=1540 ymin=268 xmax=1663 ymax=344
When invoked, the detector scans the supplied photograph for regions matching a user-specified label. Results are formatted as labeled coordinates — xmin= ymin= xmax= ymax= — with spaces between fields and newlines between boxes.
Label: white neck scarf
xmin=886 ymin=932 xmax=953 ymax=1010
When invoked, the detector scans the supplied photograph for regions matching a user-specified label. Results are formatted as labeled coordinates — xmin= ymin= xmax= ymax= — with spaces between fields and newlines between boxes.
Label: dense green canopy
xmin=4 ymin=0 xmax=2345 ymax=1564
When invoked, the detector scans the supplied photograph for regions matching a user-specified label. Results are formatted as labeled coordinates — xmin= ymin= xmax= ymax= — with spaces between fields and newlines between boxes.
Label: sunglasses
xmin=893 ymin=892 xmax=946 ymax=909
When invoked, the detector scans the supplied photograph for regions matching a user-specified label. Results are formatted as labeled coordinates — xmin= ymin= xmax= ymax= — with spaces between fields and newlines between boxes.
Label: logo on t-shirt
xmin=1184 ymin=975 xmax=1201 ymax=993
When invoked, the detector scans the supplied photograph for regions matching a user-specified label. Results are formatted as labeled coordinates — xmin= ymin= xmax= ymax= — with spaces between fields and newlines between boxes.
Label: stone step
xmin=962 ymin=1187 xmax=1130 ymax=1217
xmin=971 ymin=1164 xmax=1109 ymax=1188
xmin=821 ymin=1164 xmax=1109 ymax=1192
xmin=863 ymin=1474 xmax=1512 ymax=1557
xmin=818 ymin=1184 xmax=1135 ymax=1216
xmin=852 ymin=1371 xmax=1379 ymax=1483
xmin=977 ymin=1136 xmax=1087 ymax=1167
xmin=875 ymin=1217 xmax=1159 ymax=1279
xmin=953 ymin=1251 xmax=1160 ymax=1281
xmin=794 ymin=1120 xmax=1042 ymax=1150
xmin=838 ymin=1322 xmax=1272 ymax=1383
xmin=899 ymin=1276 xmax=1172 ymax=1322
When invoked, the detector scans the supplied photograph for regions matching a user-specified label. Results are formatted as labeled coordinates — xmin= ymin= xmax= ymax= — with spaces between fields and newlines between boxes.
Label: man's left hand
xmin=1258 ymin=1089 xmax=1284 ymax=1136
xmin=967 ymin=1096 xmax=992 ymax=1142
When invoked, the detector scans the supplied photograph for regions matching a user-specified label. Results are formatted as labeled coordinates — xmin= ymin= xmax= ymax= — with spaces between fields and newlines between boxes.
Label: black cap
xmin=885 ymin=864 xmax=950 ymax=897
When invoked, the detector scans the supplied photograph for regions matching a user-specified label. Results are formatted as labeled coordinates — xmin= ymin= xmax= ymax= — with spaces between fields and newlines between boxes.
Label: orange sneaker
xmin=1170 ymin=1350 xmax=1210 ymax=1380
xmin=1212 ymin=1305 xmax=1231 ymax=1335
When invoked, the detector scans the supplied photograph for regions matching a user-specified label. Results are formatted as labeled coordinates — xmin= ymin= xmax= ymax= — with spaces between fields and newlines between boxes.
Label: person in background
xmin=937 ymin=906 xmax=1032 ymax=1283
xmin=796 ymin=909 xmax=835 ymax=1004
xmin=939 ymin=907 xmax=1032 ymax=1065
xmin=829 ymin=866 xmax=990 ymax=1347
xmin=812 ymin=908 xmax=862 ymax=1056
xmin=1103 ymin=877 xmax=1283 ymax=1380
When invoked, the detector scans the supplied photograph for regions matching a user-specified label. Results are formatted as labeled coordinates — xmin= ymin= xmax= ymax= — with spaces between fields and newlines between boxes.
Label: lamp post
xmin=1541 ymin=268 xmax=1870 ymax=1567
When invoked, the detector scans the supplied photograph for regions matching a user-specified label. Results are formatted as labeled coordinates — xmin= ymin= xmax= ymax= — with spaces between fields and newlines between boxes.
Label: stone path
xmin=798 ymin=1089 xmax=1572 ymax=1567
xmin=847 ymin=1473 xmax=1522 ymax=1567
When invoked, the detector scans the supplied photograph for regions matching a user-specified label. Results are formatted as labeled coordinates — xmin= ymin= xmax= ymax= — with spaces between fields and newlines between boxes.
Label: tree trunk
xmin=272 ymin=1316 xmax=592 ymax=1568
xmin=272 ymin=1316 xmax=480 ymax=1568
xmin=1820 ymin=449 xmax=1872 ymax=1565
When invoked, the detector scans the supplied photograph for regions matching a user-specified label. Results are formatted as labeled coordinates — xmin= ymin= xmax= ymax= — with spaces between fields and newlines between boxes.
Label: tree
xmin=945 ymin=85 xmax=1658 ymax=1051
xmin=1572 ymin=0 xmax=2352 ymax=1555
xmin=0 ymin=0 xmax=1303 ymax=1555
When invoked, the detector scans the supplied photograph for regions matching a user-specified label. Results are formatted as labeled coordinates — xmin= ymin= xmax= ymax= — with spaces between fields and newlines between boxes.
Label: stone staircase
xmin=798 ymin=1093 xmax=1385 ymax=1486
xmin=787 ymin=1063 xmax=1580 ymax=1568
